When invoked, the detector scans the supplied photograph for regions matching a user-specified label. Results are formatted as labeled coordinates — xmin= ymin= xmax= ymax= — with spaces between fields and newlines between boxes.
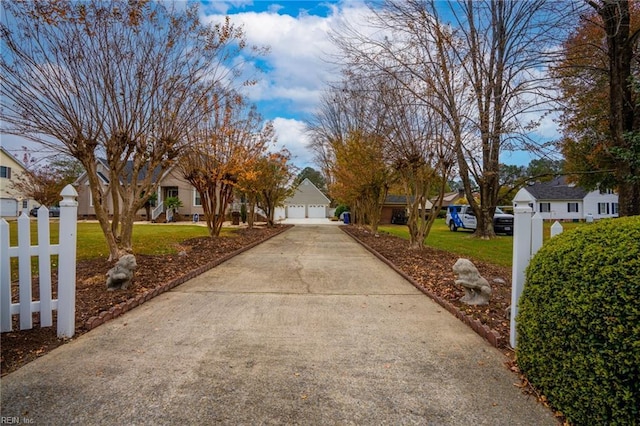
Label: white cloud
xmin=201 ymin=3 xmax=371 ymax=117
xmin=271 ymin=117 xmax=314 ymax=168
xmin=200 ymin=2 xmax=372 ymax=170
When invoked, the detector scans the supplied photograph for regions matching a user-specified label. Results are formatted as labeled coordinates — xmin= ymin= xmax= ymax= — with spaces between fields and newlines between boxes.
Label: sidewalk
xmin=0 ymin=225 xmax=557 ymax=425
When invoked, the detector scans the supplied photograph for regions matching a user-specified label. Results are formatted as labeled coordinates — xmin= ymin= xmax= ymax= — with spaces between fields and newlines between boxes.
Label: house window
xmin=193 ymin=189 xmax=201 ymax=206
xmin=22 ymin=200 xmax=28 ymax=208
xmin=89 ymin=191 xmax=103 ymax=207
xmin=568 ymin=202 xmax=579 ymax=213
xmin=598 ymin=202 xmax=609 ymax=215
xmin=611 ymin=203 xmax=619 ymax=215
xmin=539 ymin=203 xmax=551 ymax=213
xmin=166 ymin=187 xmax=179 ymax=198
xmin=0 ymin=166 xmax=11 ymax=179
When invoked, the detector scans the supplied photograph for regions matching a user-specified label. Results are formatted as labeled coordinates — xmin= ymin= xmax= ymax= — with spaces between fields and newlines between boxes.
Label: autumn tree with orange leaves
xmin=237 ymin=149 xmax=296 ymax=228
xmin=180 ymin=93 xmax=275 ymax=236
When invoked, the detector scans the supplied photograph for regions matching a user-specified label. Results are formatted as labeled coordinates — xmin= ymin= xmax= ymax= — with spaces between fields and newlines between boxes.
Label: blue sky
xmin=1 ymin=1 xmax=559 ymax=170
xmin=198 ymin=1 xmax=560 ymax=169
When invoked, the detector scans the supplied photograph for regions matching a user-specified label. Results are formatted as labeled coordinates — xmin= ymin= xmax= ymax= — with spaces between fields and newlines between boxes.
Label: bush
xmin=516 ymin=216 xmax=640 ymax=426
xmin=334 ymin=204 xmax=349 ymax=218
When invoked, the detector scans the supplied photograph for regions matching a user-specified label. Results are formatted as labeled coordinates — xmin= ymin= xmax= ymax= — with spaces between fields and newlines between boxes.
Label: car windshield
xmin=495 ymin=207 xmax=504 ymax=214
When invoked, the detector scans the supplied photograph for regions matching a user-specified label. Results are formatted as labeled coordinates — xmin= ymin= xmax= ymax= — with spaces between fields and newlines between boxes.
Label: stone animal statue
xmin=452 ymin=258 xmax=492 ymax=305
xmin=106 ymin=254 xmax=137 ymax=291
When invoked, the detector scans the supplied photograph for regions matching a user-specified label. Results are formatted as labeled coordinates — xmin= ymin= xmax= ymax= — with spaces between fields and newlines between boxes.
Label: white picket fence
xmin=510 ymin=197 xmax=563 ymax=348
xmin=0 ymin=185 xmax=78 ymax=338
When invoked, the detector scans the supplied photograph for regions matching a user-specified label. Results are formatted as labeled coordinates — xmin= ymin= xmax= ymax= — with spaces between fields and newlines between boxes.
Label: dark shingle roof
xmin=384 ymin=195 xmax=409 ymax=205
xmin=524 ymin=177 xmax=588 ymax=201
xmin=98 ymin=158 xmax=163 ymax=184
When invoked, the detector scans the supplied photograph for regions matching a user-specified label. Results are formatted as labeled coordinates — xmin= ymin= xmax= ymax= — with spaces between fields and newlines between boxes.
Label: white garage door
xmin=0 ymin=198 xmax=18 ymax=217
xmin=308 ymin=205 xmax=326 ymax=219
xmin=287 ymin=205 xmax=305 ymax=219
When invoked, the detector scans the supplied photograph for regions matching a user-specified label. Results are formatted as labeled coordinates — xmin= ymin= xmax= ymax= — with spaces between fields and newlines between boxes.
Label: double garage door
xmin=286 ymin=204 xmax=327 ymax=219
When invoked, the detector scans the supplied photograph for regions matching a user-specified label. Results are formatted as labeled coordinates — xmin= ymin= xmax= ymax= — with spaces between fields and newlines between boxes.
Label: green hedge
xmin=516 ymin=216 xmax=640 ymax=426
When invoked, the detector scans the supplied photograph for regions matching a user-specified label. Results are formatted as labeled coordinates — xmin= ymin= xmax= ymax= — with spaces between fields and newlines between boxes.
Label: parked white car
xmin=445 ymin=205 xmax=514 ymax=235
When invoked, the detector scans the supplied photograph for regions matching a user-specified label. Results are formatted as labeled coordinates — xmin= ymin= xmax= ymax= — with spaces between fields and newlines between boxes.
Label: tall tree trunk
xmin=597 ymin=0 xmax=640 ymax=216
xmin=247 ymin=198 xmax=256 ymax=229
xmin=84 ymin=161 xmax=120 ymax=261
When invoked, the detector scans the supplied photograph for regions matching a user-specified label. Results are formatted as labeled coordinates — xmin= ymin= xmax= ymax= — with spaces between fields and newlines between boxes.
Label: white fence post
xmin=57 ymin=184 xmax=78 ymax=338
xmin=510 ymin=199 xmax=533 ymax=348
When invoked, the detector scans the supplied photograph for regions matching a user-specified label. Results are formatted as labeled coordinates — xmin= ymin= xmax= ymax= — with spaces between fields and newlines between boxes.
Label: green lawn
xmin=379 ymin=219 xmax=587 ymax=268
xmin=4 ymin=221 xmax=222 ymax=280
xmin=6 ymin=221 xmax=213 ymax=260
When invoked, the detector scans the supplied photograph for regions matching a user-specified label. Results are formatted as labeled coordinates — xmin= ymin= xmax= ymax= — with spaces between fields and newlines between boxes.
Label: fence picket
xmin=17 ymin=213 xmax=32 ymax=330
xmin=38 ymin=210 xmax=53 ymax=327
xmin=0 ymin=219 xmax=11 ymax=332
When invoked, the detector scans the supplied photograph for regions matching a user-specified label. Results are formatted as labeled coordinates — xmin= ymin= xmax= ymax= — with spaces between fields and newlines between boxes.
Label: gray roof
xmin=524 ymin=177 xmax=588 ymax=201
xmin=385 ymin=195 xmax=412 ymax=205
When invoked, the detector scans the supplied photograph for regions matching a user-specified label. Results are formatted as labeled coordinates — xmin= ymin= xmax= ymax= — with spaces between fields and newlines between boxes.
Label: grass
xmin=378 ymin=219 xmax=588 ymax=268
xmin=6 ymin=221 xmax=213 ymax=260
xmin=4 ymin=217 xmax=587 ymax=272
xmin=4 ymin=220 xmax=223 ymax=280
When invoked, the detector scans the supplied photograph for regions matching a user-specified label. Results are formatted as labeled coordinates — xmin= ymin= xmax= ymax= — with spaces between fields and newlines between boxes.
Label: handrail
xmin=151 ymin=203 xmax=164 ymax=221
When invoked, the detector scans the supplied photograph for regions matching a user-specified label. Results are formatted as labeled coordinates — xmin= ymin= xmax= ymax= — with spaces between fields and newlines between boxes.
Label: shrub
xmin=334 ymin=204 xmax=349 ymax=218
xmin=516 ymin=216 xmax=640 ymax=426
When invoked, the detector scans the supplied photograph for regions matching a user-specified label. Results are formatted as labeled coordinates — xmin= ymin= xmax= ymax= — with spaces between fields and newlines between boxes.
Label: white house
xmin=513 ymin=177 xmax=619 ymax=221
xmin=274 ymin=178 xmax=331 ymax=220
xmin=0 ymin=147 xmax=39 ymax=217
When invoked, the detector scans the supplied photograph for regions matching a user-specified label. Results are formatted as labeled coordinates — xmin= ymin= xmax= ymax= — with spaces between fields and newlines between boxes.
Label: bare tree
xmin=381 ymin=84 xmax=455 ymax=248
xmin=1 ymin=1 xmax=259 ymax=260
xmin=330 ymin=0 xmax=566 ymax=238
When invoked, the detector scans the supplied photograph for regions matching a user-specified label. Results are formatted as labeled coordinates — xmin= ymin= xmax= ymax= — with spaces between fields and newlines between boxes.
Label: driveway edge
xmin=341 ymin=226 xmax=504 ymax=349
xmin=84 ymin=225 xmax=293 ymax=331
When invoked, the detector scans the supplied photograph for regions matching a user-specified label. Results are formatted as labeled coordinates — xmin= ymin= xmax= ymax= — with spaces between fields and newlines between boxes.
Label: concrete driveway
xmin=0 ymin=225 xmax=557 ymax=425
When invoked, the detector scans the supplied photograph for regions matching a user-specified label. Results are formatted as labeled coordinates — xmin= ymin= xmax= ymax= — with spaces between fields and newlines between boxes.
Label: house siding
xmin=514 ymin=183 xmax=619 ymax=221
xmin=282 ymin=179 xmax=330 ymax=219
xmin=0 ymin=147 xmax=39 ymax=216
xmin=535 ymin=200 xmax=583 ymax=221
xmin=76 ymin=163 xmax=207 ymax=220
xmin=583 ymin=191 xmax=619 ymax=219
